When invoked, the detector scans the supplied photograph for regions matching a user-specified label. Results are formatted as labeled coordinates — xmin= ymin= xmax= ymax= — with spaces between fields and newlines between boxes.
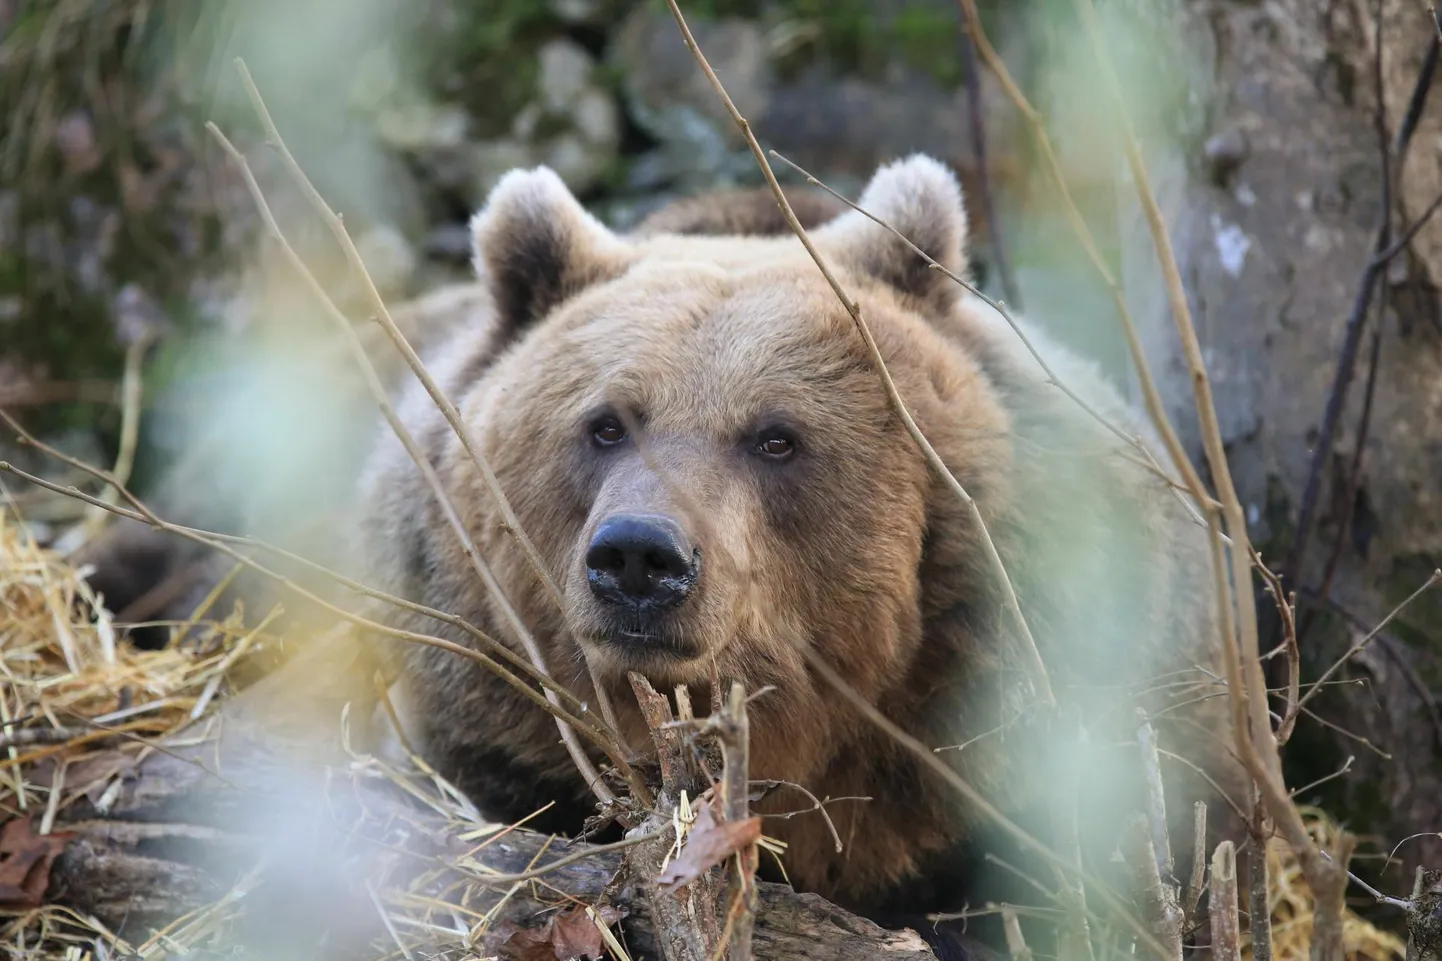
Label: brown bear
xmin=352 ymin=156 xmax=1241 ymax=955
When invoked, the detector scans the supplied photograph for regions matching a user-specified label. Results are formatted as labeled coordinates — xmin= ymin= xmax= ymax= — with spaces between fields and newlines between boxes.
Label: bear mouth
xmin=585 ymin=618 xmax=702 ymax=665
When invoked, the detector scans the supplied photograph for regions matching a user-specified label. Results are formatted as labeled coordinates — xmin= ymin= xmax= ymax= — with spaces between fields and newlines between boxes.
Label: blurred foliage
xmin=0 ymin=0 xmax=246 ymax=399
xmin=423 ymin=0 xmax=586 ymax=138
xmin=657 ymin=0 xmax=984 ymax=86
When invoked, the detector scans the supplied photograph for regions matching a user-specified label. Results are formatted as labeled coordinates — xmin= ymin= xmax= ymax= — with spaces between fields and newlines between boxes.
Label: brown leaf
xmin=0 ymin=816 xmax=71 ymax=908
xmin=484 ymin=904 xmax=625 ymax=961
xmin=655 ymin=800 xmax=762 ymax=893
xmin=549 ymin=905 xmax=612 ymax=960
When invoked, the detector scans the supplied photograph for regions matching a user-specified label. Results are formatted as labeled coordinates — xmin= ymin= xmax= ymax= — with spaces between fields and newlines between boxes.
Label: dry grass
xmin=0 ymin=505 xmax=273 ymax=957
xmin=1255 ymin=810 xmax=1409 ymax=961
xmin=0 ymin=505 xmax=635 ymax=960
xmin=0 ymin=507 xmax=279 ymax=813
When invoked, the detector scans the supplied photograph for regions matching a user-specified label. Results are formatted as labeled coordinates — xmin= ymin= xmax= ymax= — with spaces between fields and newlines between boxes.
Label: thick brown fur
xmin=351 ymin=157 xmax=1246 ymax=932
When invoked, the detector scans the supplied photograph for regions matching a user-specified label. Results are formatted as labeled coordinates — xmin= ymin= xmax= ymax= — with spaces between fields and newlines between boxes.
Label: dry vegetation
xmin=1 ymin=2 xmax=1440 ymax=961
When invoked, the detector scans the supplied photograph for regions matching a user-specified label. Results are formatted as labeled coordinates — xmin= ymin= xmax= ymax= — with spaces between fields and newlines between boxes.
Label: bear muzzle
xmin=584 ymin=513 xmax=701 ymax=642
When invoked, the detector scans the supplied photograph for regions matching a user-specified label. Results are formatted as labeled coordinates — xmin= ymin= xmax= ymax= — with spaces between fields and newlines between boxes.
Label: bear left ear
xmin=813 ymin=154 xmax=970 ymax=306
xmin=470 ymin=167 xmax=631 ymax=338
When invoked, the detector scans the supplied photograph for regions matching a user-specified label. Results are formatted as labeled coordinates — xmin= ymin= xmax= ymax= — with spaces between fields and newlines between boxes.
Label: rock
xmin=760 ymin=65 xmax=973 ymax=179
xmin=110 ymin=284 xmax=169 ymax=348
xmin=471 ymin=140 xmax=537 ymax=202
xmin=55 ymin=110 xmax=101 ymax=177
xmin=375 ymin=100 xmax=469 ymax=153
xmin=541 ymin=131 xmax=612 ymax=195
xmin=353 ymin=224 xmax=418 ymax=299
xmin=537 ymin=39 xmax=594 ymax=114
xmin=573 ymin=88 xmax=620 ymax=147
xmin=550 ymin=0 xmax=600 ymax=24
xmin=611 ymin=9 xmax=771 ymax=185
xmin=503 ymin=39 xmax=620 ymax=196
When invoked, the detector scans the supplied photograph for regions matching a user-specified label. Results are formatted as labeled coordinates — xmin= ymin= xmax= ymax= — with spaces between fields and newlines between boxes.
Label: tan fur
xmin=351 ymin=158 xmax=1242 ymax=917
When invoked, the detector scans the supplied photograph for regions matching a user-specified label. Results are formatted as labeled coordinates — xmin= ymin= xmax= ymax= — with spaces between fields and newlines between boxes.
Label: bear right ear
xmin=812 ymin=154 xmax=971 ymax=308
xmin=470 ymin=167 xmax=631 ymax=338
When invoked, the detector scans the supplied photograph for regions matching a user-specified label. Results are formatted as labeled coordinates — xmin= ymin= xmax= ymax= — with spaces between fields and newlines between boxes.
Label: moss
xmin=649 ymin=0 xmax=992 ymax=88
xmin=422 ymin=0 xmax=561 ymax=138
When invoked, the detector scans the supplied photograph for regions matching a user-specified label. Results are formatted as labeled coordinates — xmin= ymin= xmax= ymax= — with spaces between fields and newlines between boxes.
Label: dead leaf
xmin=0 ymin=816 xmax=71 ymax=908
xmin=655 ymin=799 xmax=761 ymax=893
xmin=484 ymin=904 xmax=626 ymax=961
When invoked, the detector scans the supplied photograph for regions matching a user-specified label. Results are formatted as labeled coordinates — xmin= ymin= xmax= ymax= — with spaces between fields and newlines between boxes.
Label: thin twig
xmin=1254 ymin=547 xmax=1300 ymax=745
xmin=769 ymin=150 xmax=1204 ymax=514
xmin=230 ymin=60 xmax=625 ymax=742
xmin=1289 ymin=755 xmax=1354 ymax=799
xmin=0 ymin=408 xmax=623 ymax=755
xmin=1069 ymin=2 xmax=1362 ymax=954
xmin=1137 ymin=710 xmax=1174 ymax=881
xmin=1123 ymin=813 xmax=1183 ymax=961
xmin=718 ymin=682 xmax=757 ymax=961
xmin=467 ymin=832 xmax=658 ymax=886
xmin=0 ymin=459 xmax=635 ymax=783
xmin=75 ymin=328 xmax=154 ymax=545
xmin=1372 ymin=188 xmax=1442 ymax=264
xmin=1296 ymin=569 xmax=1441 ymax=713
xmin=1183 ymin=802 xmax=1208 ymax=925
xmin=954 ymin=0 xmax=1212 ymax=512
xmin=204 ymin=113 xmax=619 ymax=811
xmin=1249 ymin=803 xmax=1273 ymax=961
xmin=795 ymin=643 xmax=1170 ymax=960
xmin=663 ymin=0 xmax=1054 ymax=709
xmin=1301 ymin=319 xmax=1384 ymax=649
xmin=1001 ymin=906 xmax=1035 ymax=961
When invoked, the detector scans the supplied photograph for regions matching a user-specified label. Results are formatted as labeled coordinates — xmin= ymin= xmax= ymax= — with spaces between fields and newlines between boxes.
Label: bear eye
xmin=754 ymin=429 xmax=797 ymax=460
xmin=590 ymin=414 xmax=627 ymax=447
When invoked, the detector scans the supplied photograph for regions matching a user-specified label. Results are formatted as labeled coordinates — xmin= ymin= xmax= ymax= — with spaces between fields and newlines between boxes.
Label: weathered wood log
xmin=43 ymin=629 xmax=936 ymax=960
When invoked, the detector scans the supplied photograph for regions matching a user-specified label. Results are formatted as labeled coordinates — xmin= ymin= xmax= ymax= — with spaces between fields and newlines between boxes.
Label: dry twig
xmin=662 ymin=0 xmax=1054 ymax=713
xmin=205 ymin=87 xmax=625 ymax=810
xmin=1210 ymin=841 xmax=1242 ymax=961
xmin=230 ymin=60 xmax=625 ymax=741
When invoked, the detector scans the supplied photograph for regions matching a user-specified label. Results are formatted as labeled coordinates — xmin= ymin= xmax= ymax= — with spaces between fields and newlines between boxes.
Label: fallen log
xmin=42 ymin=628 xmax=936 ymax=961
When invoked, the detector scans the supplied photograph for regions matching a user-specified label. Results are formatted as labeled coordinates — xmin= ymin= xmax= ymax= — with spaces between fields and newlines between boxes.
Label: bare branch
xmin=230 ymin=59 xmax=625 ymax=741
xmin=204 ymin=108 xmax=622 ymax=811
xmin=661 ymin=0 xmax=1053 ymax=711
xmin=953 ymin=0 xmax=1212 ymax=511
xmin=1297 ymin=569 xmax=1440 ymax=713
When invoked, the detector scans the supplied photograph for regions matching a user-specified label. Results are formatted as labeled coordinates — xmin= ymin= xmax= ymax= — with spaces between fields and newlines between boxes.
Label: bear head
xmin=442 ymin=157 xmax=1013 ymax=737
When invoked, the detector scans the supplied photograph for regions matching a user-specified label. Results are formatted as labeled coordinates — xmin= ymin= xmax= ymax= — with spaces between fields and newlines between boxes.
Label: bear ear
xmin=814 ymin=154 xmax=970 ymax=305
xmin=470 ymin=167 xmax=631 ymax=337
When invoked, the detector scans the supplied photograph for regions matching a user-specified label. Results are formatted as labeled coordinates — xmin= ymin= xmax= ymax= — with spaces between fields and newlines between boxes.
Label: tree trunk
xmin=1108 ymin=0 xmax=1442 ymax=889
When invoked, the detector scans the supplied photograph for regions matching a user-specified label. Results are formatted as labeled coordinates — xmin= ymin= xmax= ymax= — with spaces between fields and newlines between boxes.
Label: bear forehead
xmin=487 ymin=259 xmax=911 ymax=438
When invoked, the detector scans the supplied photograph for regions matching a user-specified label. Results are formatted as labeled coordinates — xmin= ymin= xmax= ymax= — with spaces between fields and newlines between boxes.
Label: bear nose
xmin=585 ymin=514 xmax=698 ymax=611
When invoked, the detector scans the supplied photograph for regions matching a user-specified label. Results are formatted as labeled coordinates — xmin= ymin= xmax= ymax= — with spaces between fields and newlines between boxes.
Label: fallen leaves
xmin=486 ymin=904 xmax=627 ymax=961
xmin=655 ymin=798 xmax=761 ymax=894
xmin=0 ymin=816 xmax=71 ymax=908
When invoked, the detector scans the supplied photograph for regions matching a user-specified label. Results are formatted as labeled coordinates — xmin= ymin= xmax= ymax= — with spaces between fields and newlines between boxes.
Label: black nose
xmin=585 ymin=514 xmax=698 ymax=612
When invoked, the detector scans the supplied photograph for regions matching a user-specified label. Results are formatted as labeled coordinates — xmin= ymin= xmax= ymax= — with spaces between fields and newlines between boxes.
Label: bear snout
xmin=584 ymin=513 xmax=700 ymax=626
